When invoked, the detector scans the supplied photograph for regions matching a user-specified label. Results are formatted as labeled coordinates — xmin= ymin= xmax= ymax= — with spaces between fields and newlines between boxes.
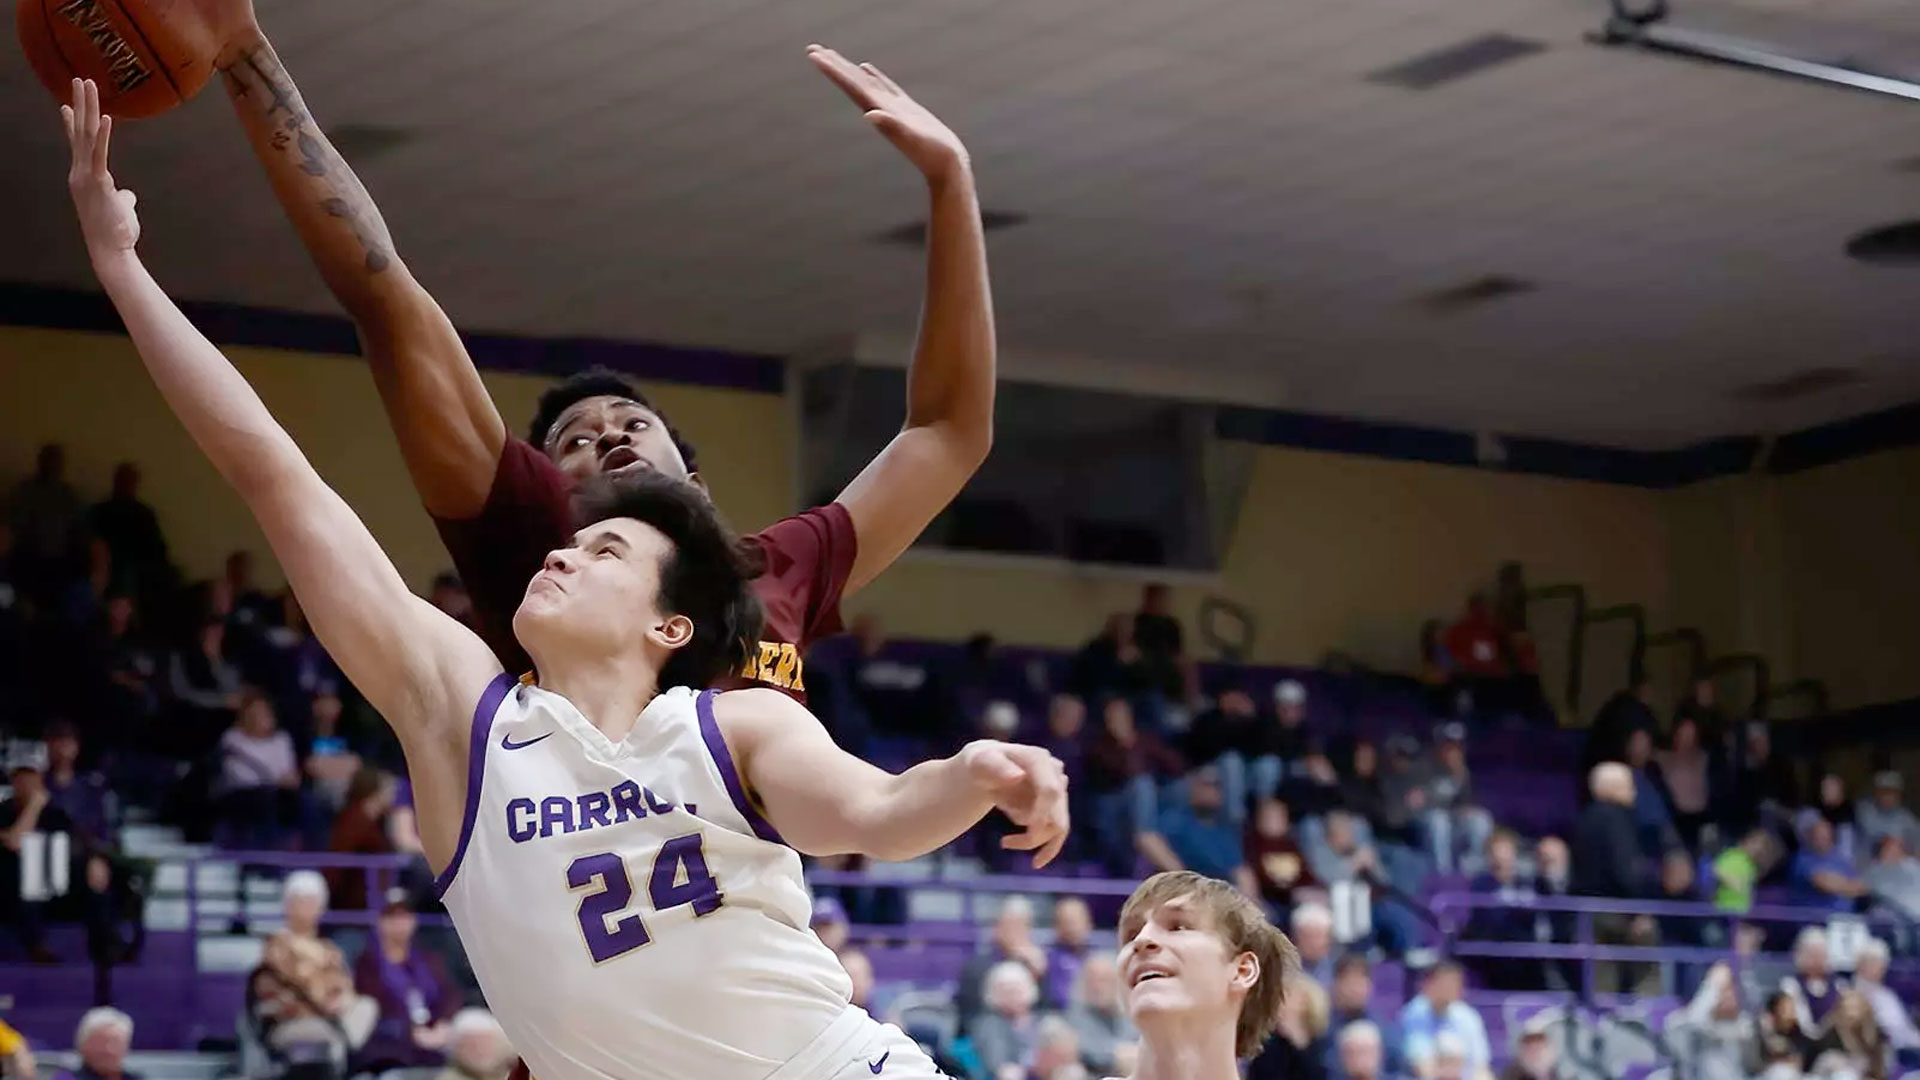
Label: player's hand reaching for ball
xmin=960 ymin=740 xmax=1071 ymax=868
xmin=61 ymin=80 xmax=141 ymax=261
xmin=808 ymin=45 xmax=970 ymax=184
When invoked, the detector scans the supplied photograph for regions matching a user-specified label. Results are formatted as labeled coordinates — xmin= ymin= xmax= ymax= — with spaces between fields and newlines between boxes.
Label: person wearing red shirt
xmin=1443 ymin=593 xmax=1508 ymax=679
xmin=208 ymin=4 xmax=996 ymax=705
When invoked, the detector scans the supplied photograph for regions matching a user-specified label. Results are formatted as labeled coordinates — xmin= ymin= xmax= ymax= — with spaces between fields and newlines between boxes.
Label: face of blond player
xmin=1119 ymin=894 xmax=1258 ymax=1033
xmin=544 ymin=396 xmax=694 ymax=485
xmin=513 ymin=518 xmax=693 ymax=666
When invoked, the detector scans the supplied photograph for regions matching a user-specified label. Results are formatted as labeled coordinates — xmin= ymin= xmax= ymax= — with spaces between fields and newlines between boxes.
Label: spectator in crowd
xmin=1856 ymin=773 xmax=1920 ymax=854
xmin=1796 ymin=774 xmax=1860 ymax=867
xmin=1791 ymin=818 xmax=1867 ymax=914
xmin=0 ymin=1016 xmax=36 ymax=1080
xmin=1307 ymin=810 xmax=1415 ymax=957
xmin=1026 ymin=1015 xmax=1082 ymax=1080
xmin=222 ymin=550 xmax=276 ymax=637
xmin=1669 ymin=963 xmax=1757 ymax=1080
xmin=810 ymin=895 xmax=851 ymax=953
xmin=1291 ymin=903 xmax=1336 ymax=988
xmin=958 ymin=897 xmax=1050 ymax=1033
xmin=1246 ymin=974 xmax=1331 ymax=1080
xmin=1852 ymin=938 xmax=1919 ymax=1068
xmin=1656 ymin=849 xmax=1709 ymax=996
xmin=1278 ymin=742 xmax=1344 ymax=822
xmin=1806 ymin=991 xmax=1888 ymax=1080
xmin=1653 ymin=715 xmax=1713 ymax=852
xmin=1571 ymin=764 xmax=1657 ymax=994
xmin=972 ymin=960 xmax=1043 ymax=1079
xmin=1710 ymin=829 xmax=1778 ymax=915
xmin=1246 ymin=798 xmax=1319 ymax=922
xmin=1748 ymin=991 xmax=1815 ymax=1078
xmin=1069 ymin=614 xmax=1149 ymax=703
xmin=1497 ymin=1026 xmax=1566 ymax=1080
xmin=1398 ymin=963 xmax=1490 ymax=1080
xmin=434 ymin=1010 xmax=513 ymax=1080
xmin=43 ymin=721 xmax=114 ymax=855
xmin=1140 ymin=766 xmax=1254 ymax=893
xmin=839 ymin=948 xmax=875 ymax=1012
xmin=1673 ymin=678 xmax=1727 ymax=762
xmin=843 ymin=615 xmax=935 ymax=743
xmin=1417 ymin=620 xmax=1457 ymax=708
xmin=166 ymin=619 xmax=243 ymax=755
xmin=1427 ymin=1035 xmax=1473 ymax=1080
xmin=87 ymin=594 xmax=159 ymax=750
xmin=1863 ymin=834 xmax=1920 ymax=923
xmin=1375 ymin=737 xmax=1432 ymax=873
xmin=86 ymin=463 xmax=169 ymax=601
xmin=9 ymin=444 xmax=80 ymax=591
xmin=1 ymin=752 xmax=117 ymax=964
xmin=1328 ymin=956 xmax=1406 ymax=1079
xmin=1271 ymin=681 xmax=1312 ymax=771
xmin=1064 ymin=954 xmax=1135 ymax=1077
xmin=56 ymin=1008 xmax=138 ymax=1080
xmin=1186 ymin=688 xmax=1281 ymax=824
xmin=1132 ymin=583 xmax=1189 ymax=704
xmin=1041 ymin=694 xmax=1089 ymax=860
xmin=1782 ymin=927 xmax=1846 ymax=1031
xmin=1340 ymin=741 xmax=1391 ymax=840
xmin=1581 ymin=678 xmax=1658 ymax=799
xmin=1464 ymin=830 xmax=1539 ymax=991
xmin=215 ymin=689 xmax=304 ymax=850
xmin=1423 ymin=725 xmax=1492 ymax=875
xmin=1622 ymin=728 xmax=1679 ymax=858
xmin=1724 ymin=723 xmax=1798 ymax=838
xmin=1532 ymin=836 xmax=1577 ymax=992
xmin=1086 ymin=697 xmax=1183 ymax=875
xmin=352 ymin=889 xmax=458 ymax=1074
xmin=303 ymin=691 xmax=360 ymax=810
xmin=1045 ymin=896 xmax=1094 ymax=1009
xmin=1332 ymin=1021 xmax=1400 ymax=1080
xmin=251 ymin=871 xmax=376 ymax=1072
xmin=1442 ymin=593 xmax=1506 ymax=680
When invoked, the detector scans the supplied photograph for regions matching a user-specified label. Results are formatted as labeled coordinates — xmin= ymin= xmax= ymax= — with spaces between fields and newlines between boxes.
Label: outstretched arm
xmin=62 ymin=81 xmax=501 ymax=860
xmin=717 ymin=688 xmax=1067 ymax=865
xmin=213 ymin=14 xmax=507 ymax=519
xmin=808 ymin=48 xmax=996 ymax=595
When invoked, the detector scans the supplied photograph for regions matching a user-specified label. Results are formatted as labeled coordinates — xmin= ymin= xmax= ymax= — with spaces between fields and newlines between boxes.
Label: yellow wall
xmin=3 ymin=325 xmax=1914 ymax=709
xmin=0 ymin=327 xmax=789 ymax=592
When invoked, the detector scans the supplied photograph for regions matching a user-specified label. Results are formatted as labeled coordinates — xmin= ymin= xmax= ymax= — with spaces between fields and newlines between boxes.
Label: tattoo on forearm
xmin=220 ymin=46 xmax=395 ymax=276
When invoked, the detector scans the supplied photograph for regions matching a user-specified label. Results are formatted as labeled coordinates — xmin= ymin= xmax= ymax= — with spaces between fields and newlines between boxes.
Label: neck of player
xmin=1130 ymin=1017 xmax=1240 ymax=1080
xmin=533 ymin=649 xmax=660 ymax=743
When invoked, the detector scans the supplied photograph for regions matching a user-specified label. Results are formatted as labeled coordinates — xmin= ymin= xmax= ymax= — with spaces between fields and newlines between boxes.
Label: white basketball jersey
xmin=437 ymin=677 xmax=852 ymax=1080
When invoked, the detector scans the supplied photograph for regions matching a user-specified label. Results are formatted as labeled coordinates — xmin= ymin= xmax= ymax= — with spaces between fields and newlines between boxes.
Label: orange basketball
xmin=16 ymin=0 xmax=221 ymax=119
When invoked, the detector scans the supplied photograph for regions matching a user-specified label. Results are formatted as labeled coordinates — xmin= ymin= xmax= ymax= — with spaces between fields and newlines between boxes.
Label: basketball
xmin=15 ymin=0 xmax=221 ymax=119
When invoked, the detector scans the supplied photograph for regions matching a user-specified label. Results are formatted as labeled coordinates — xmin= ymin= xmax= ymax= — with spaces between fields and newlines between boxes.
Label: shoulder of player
xmin=708 ymin=686 xmax=821 ymax=746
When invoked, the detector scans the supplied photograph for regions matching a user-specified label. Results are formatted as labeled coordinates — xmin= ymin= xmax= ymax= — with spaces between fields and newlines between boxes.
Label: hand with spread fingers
xmin=61 ymin=79 xmax=141 ymax=261
xmin=807 ymin=44 xmax=971 ymax=184
xmin=960 ymin=740 xmax=1072 ymax=868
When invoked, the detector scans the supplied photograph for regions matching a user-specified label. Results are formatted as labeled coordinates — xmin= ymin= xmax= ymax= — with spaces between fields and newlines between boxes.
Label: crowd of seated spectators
xmin=4 ymin=447 xmax=1918 ymax=1080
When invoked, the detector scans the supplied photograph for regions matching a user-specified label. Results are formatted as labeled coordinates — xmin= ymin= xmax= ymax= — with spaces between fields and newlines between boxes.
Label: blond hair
xmin=1119 ymin=870 xmax=1300 ymax=1058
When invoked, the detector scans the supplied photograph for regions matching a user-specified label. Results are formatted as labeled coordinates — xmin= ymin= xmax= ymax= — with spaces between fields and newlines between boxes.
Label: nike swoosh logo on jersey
xmin=869 ymin=1051 xmax=889 ymax=1074
xmin=500 ymin=732 xmax=554 ymax=751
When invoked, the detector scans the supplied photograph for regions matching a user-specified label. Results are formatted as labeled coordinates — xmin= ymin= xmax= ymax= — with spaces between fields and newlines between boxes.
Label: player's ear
xmin=650 ymin=613 xmax=695 ymax=651
xmin=686 ymin=471 xmax=707 ymax=494
xmin=1231 ymin=951 xmax=1260 ymax=994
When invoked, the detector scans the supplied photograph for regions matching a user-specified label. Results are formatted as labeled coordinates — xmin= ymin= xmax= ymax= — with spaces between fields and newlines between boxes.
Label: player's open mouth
xmin=1130 ymin=968 xmax=1173 ymax=988
xmin=599 ymin=446 xmax=644 ymax=473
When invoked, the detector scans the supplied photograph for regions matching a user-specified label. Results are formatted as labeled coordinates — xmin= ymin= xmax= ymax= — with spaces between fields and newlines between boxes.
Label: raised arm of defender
xmin=60 ymin=79 xmax=502 ymax=869
xmin=213 ymin=8 xmax=509 ymax=520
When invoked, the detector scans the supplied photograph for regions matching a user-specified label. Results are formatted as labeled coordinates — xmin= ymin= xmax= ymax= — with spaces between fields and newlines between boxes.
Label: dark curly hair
xmin=528 ymin=367 xmax=699 ymax=474
xmin=568 ymin=470 xmax=760 ymax=692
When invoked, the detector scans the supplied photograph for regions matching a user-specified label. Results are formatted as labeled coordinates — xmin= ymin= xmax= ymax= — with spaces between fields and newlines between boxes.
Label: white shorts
xmin=765 ymin=1006 xmax=946 ymax=1080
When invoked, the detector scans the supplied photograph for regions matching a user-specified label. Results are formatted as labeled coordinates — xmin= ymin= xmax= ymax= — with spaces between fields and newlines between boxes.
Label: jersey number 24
xmin=567 ymin=834 xmax=722 ymax=964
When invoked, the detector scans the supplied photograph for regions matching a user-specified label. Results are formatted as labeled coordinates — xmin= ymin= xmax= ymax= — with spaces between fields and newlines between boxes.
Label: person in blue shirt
xmin=1142 ymin=766 xmax=1256 ymax=895
xmin=1398 ymin=962 xmax=1492 ymax=1079
xmin=1791 ymin=817 xmax=1869 ymax=913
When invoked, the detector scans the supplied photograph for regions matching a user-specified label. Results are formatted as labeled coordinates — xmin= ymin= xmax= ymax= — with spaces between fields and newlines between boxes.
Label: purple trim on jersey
xmin=695 ymin=690 xmax=785 ymax=845
xmin=432 ymin=673 xmax=516 ymax=899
